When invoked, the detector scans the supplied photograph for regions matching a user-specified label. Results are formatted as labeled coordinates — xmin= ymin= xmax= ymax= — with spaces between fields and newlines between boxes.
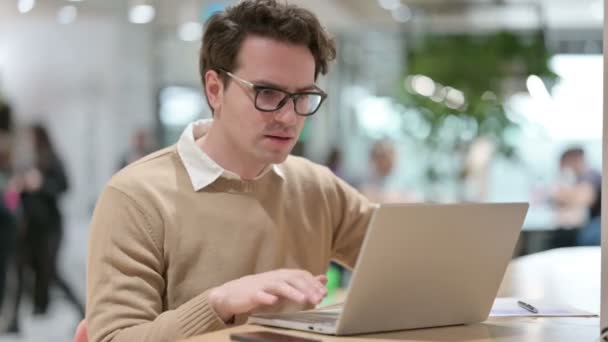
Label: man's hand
xmin=208 ymin=269 xmax=328 ymax=323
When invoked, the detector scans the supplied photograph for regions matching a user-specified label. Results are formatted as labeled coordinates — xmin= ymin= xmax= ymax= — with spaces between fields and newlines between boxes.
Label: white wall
xmin=159 ymin=33 xmax=200 ymax=87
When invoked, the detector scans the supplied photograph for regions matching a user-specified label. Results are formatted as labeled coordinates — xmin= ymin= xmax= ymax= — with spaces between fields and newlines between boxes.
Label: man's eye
xmin=258 ymin=89 xmax=283 ymax=102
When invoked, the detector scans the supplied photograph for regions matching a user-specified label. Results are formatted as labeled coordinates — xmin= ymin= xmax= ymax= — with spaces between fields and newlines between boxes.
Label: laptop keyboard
xmin=260 ymin=311 xmax=339 ymax=326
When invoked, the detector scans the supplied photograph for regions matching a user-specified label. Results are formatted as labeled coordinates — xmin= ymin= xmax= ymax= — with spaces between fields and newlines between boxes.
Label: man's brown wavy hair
xmin=199 ymin=0 xmax=336 ymax=109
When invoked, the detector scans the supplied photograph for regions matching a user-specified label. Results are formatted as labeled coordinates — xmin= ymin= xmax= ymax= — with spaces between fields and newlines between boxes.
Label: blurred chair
xmin=74 ymin=319 xmax=88 ymax=342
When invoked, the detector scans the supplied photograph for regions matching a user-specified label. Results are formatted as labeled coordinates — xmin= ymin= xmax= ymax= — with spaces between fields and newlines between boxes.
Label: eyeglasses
xmin=219 ymin=69 xmax=327 ymax=116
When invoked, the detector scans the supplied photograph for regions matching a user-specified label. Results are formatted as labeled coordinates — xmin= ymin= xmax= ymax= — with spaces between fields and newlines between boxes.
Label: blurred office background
xmin=0 ymin=0 xmax=602 ymax=340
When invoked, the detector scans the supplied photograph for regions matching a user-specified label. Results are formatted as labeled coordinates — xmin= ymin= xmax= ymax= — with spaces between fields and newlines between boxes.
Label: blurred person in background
xmin=117 ymin=128 xmax=155 ymax=169
xmin=550 ymin=147 xmax=601 ymax=246
xmin=358 ymin=139 xmax=419 ymax=203
xmin=325 ymin=147 xmax=345 ymax=180
xmin=7 ymin=124 xmax=84 ymax=333
xmin=0 ymin=103 xmax=19 ymax=321
xmin=0 ymin=133 xmax=16 ymax=313
xmin=462 ymin=137 xmax=495 ymax=201
xmin=86 ymin=1 xmax=376 ymax=341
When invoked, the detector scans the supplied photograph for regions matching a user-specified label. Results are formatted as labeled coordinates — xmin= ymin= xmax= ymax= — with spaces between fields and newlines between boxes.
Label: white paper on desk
xmin=490 ymin=297 xmax=598 ymax=317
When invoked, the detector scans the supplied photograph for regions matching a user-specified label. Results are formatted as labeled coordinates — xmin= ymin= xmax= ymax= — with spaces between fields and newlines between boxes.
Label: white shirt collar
xmin=176 ymin=119 xmax=285 ymax=191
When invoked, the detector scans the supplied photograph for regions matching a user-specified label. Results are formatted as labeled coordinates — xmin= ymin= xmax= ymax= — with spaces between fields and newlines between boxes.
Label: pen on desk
xmin=517 ymin=300 xmax=539 ymax=314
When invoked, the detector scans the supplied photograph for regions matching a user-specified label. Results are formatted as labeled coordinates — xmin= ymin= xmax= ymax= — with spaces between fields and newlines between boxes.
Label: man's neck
xmin=197 ymin=122 xmax=266 ymax=180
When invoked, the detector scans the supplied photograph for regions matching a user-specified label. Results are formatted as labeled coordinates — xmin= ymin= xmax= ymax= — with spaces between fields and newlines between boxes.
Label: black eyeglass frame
xmin=218 ymin=69 xmax=328 ymax=116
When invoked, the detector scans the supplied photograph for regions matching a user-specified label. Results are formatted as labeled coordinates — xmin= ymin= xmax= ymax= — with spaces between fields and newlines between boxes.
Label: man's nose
xmin=274 ymin=98 xmax=298 ymax=125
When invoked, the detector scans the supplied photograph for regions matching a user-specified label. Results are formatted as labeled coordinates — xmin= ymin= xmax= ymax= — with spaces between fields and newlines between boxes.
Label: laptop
xmin=249 ymin=202 xmax=529 ymax=335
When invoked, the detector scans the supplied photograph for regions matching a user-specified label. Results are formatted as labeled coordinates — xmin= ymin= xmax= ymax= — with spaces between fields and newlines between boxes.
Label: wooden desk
xmin=183 ymin=317 xmax=599 ymax=341
xmin=184 ymin=247 xmax=601 ymax=341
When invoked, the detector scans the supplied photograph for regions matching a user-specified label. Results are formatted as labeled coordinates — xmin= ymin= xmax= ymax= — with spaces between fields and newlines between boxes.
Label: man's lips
xmin=264 ymin=134 xmax=294 ymax=139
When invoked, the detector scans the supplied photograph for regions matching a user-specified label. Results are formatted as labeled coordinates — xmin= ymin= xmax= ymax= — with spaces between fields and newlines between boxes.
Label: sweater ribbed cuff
xmin=176 ymin=290 xmax=227 ymax=337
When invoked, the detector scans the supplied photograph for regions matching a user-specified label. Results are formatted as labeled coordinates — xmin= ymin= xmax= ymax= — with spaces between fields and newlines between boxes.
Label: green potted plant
xmin=399 ymin=30 xmax=558 ymax=200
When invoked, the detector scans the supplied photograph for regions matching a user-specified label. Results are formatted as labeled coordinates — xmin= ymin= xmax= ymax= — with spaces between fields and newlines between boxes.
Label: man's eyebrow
xmin=252 ymin=80 xmax=318 ymax=92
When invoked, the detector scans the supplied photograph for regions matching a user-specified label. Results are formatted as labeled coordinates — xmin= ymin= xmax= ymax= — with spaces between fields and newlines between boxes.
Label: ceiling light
xmin=178 ymin=22 xmax=202 ymax=42
xmin=377 ymin=0 xmax=401 ymax=11
xmin=526 ymin=75 xmax=552 ymax=102
xmin=129 ymin=4 xmax=155 ymax=24
xmin=57 ymin=5 xmax=77 ymax=24
xmin=445 ymin=88 xmax=466 ymax=110
xmin=430 ymin=86 xmax=448 ymax=103
xmin=391 ymin=5 xmax=412 ymax=23
xmin=411 ymin=75 xmax=435 ymax=97
xmin=17 ymin=0 xmax=35 ymax=14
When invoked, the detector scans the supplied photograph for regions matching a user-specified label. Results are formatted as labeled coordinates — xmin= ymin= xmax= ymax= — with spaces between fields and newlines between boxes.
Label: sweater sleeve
xmin=86 ymin=186 xmax=227 ymax=342
xmin=329 ymin=175 xmax=378 ymax=269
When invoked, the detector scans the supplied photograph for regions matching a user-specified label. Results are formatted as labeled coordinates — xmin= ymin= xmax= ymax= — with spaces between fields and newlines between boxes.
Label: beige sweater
xmin=86 ymin=146 xmax=375 ymax=342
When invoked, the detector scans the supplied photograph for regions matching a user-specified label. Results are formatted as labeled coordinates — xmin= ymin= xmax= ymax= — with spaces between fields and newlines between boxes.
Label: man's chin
xmin=259 ymin=149 xmax=291 ymax=165
xmin=267 ymin=153 xmax=290 ymax=164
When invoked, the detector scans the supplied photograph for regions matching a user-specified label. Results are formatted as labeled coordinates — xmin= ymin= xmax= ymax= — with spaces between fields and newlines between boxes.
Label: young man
xmin=86 ymin=1 xmax=376 ymax=341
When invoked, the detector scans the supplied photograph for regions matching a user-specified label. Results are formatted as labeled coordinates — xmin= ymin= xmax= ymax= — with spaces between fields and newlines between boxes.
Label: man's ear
xmin=205 ymin=70 xmax=224 ymax=113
